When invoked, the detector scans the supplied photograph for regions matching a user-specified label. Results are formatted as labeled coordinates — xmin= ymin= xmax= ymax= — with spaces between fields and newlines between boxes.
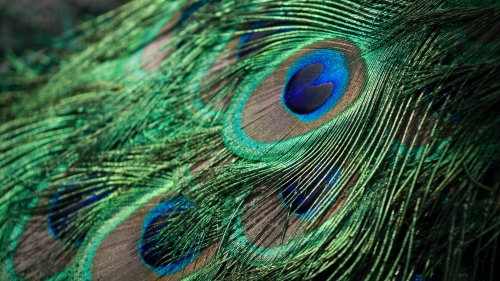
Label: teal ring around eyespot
xmin=2 ymin=196 xmax=74 ymax=281
xmin=138 ymin=197 xmax=198 ymax=276
xmin=183 ymin=30 xmax=237 ymax=125
xmin=74 ymin=182 xmax=219 ymax=280
xmin=225 ymin=194 xmax=349 ymax=267
xmin=123 ymin=16 xmax=174 ymax=79
xmin=222 ymin=38 xmax=368 ymax=161
xmin=222 ymin=72 xmax=317 ymax=161
xmin=74 ymin=184 xmax=173 ymax=280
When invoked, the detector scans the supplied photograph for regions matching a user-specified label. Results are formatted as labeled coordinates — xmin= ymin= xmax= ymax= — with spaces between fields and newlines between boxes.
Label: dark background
xmin=0 ymin=0 xmax=129 ymax=57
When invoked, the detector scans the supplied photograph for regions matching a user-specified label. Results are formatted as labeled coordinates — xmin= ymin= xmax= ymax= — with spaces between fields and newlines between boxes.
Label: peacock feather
xmin=1 ymin=0 xmax=499 ymax=280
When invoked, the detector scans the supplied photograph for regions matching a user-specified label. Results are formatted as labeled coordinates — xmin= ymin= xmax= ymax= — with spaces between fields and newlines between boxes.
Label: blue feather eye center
xmin=177 ymin=1 xmax=206 ymax=29
xmin=238 ymin=22 xmax=289 ymax=58
xmin=280 ymin=165 xmax=341 ymax=217
xmin=282 ymin=49 xmax=349 ymax=121
xmin=139 ymin=197 xmax=200 ymax=276
xmin=396 ymin=274 xmax=425 ymax=281
xmin=426 ymin=75 xmax=473 ymax=124
xmin=284 ymin=63 xmax=334 ymax=114
xmin=175 ymin=1 xmax=207 ymax=49
xmin=47 ymin=177 xmax=111 ymax=247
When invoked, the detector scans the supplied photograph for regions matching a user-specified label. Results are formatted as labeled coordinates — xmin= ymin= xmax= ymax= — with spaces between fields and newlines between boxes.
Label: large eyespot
xmin=3 ymin=176 xmax=112 ymax=280
xmin=227 ymin=162 xmax=358 ymax=265
xmin=281 ymin=50 xmax=350 ymax=121
xmin=223 ymin=39 xmax=367 ymax=160
xmin=75 ymin=190 xmax=219 ymax=281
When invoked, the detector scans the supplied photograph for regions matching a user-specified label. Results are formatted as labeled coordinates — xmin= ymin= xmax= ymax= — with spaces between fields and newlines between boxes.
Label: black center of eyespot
xmin=141 ymin=212 xmax=189 ymax=271
xmin=426 ymin=74 xmax=473 ymax=124
xmin=177 ymin=1 xmax=207 ymax=29
xmin=280 ymin=165 xmax=341 ymax=216
xmin=396 ymin=274 xmax=425 ymax=281
xmin=47 ymin=178 xmax=112 ymax=246
xmin=280 ymin=176 xmax=329 ymax=215
xmin=425 ymin=55 xmax=474 ymax=124
xmin=284 ymin=63 xmax=334 ymax=114
xmin=139 ymin=198 xmax=200 ymax=276
xmin=238 ymin=22 xmax=289 ymax=58
xmin=426 ymin=77 xmax=460 ymax=113
xmin=175 ymin=1 xmax=207 ymax=48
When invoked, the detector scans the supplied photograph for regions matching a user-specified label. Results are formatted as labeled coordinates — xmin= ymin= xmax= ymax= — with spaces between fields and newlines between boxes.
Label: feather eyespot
xmin=284 ymin=63 xmax=333 ymax=114
xmin=425 ymin=75 xmax=474 ymax=124
xmin=123 ymin=1 xmax=207 ymax=74
xmin=187 ymin=21 xmax=289 ymax=125
xmin=139 ymin=197 xmax=200 ymax=276
xmin=6 ymin=176 xmax=111 ymax=280
xmin=238 ymin=21 xmax=290 ymax=58
xmin=77 ymin=192 xmax=218 ymax=281
xmin=280 ymin=164 xmax=342 ymax=217
xmin=223 ymin=39 xmax=367 ymax=160
xmin=47 ymin=176 xmax=112 ymax=246
xmin=228 ymin=163 xmax=358 ymax=265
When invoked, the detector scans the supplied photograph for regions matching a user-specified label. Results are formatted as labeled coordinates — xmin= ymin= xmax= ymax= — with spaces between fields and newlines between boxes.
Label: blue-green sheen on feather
xmin=0 ymin=0 xmax=498 ymax=280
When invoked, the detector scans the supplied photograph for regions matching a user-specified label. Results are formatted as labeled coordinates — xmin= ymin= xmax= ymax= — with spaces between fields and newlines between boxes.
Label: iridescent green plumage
xmin=1 ymin=0 xmax=499 ymax=280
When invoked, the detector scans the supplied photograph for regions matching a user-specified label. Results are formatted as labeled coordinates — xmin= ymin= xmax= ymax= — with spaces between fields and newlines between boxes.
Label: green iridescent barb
xmin=0 ymin=0 xmax=499 ymax=280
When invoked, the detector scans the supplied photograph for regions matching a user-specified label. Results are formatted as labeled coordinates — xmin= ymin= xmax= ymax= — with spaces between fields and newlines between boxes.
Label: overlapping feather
xmin=1 ymin=0 xmax=499 ymax=280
